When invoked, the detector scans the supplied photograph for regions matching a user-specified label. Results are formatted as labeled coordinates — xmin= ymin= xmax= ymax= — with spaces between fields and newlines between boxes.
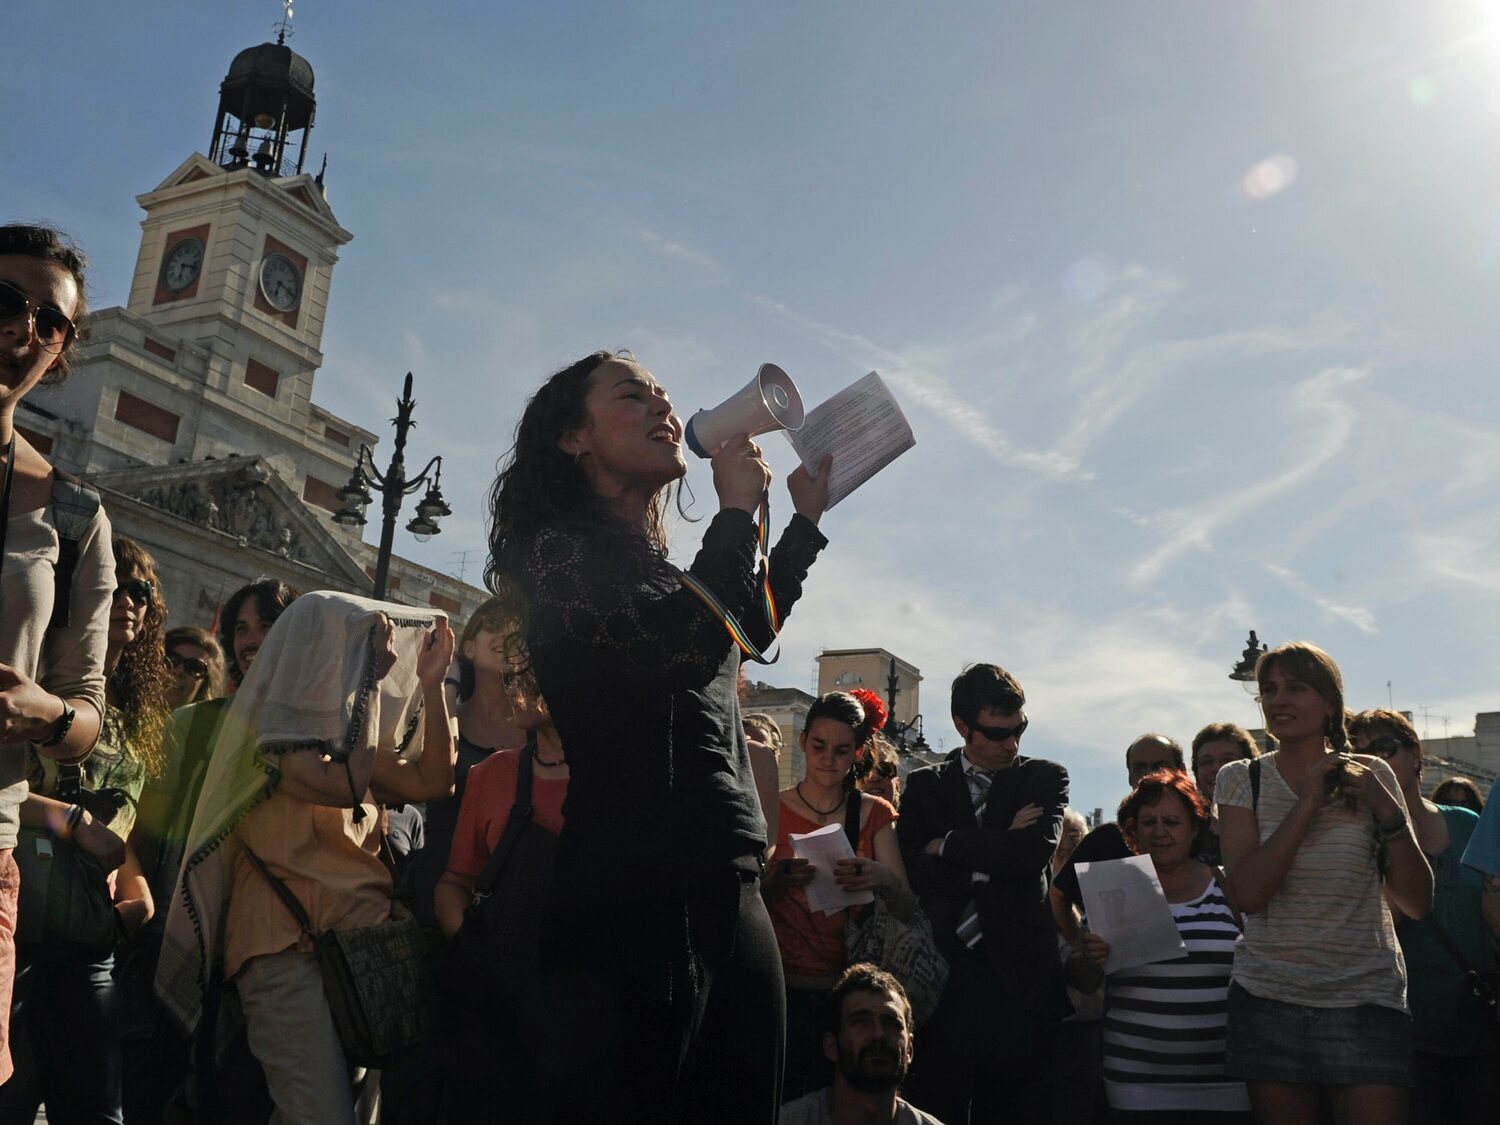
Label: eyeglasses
xmin=113 ymin=579 xmax=155 ymax=605
xmin=0 ymin=280 xmax=76 ymax=355
xmin=166 ymin=652 xmax=208 ymax=680
xmin=1364 ymin=735 xmax=1408 ymax=759
xmin=968 ymin=715 xmax=1028 ymax=743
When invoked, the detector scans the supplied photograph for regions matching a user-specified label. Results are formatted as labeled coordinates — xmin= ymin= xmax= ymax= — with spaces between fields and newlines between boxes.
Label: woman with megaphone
xmin=487 ymin=350 xmax=831 ymax=1125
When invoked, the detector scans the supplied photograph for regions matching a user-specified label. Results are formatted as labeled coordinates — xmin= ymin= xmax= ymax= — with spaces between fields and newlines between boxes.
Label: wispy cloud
xmin=1266 ymin=563 xmax=1378 ymax=635
xmin=746 ymin=293 xmax=1093 ymax=481
xmin=632 ymin=228 xmax=726 ymax=276
xmin=1127 ymin=366 xmax=1369 ymax=586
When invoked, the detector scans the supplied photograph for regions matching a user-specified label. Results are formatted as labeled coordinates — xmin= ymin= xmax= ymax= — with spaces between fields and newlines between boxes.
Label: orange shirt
xmin=225 ymin=790 xmax=392 ymax=979
xmin=769 ymin=795 xmax=897 ymax=979
xmin=446 ymin=748 xmax=569 ymax=879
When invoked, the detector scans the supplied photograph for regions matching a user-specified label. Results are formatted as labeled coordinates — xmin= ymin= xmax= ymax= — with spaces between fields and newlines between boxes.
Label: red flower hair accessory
xmin=849 ymin=688 xmax=889 ymax=737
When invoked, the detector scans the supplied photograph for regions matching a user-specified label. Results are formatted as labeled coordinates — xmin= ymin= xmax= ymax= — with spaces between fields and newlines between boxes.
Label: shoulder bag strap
xmin=46 ymin=469 xmax=102 ymax=631
xmin=1249 ymin=757 xmax=1261 ymax=814
xmin=242 ymin=845 xmax=316 ymax=937
xmin=472 ymin=740 xmax=539 ymax=900
xmin=843 ymin=788 xmax=862 ymax=853
xmin=1420 ymin=913 xmax=1498 ymax=1008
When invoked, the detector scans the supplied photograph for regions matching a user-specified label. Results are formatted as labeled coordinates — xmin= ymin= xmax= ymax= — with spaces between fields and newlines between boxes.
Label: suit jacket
xmin=897 ymin=753 xmax=1069 ymax=1017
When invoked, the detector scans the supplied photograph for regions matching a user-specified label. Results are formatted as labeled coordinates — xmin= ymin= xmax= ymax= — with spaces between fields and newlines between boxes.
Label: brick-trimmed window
xmin=114 ymin=391 xmax=180 ymax=443
xmin=429 ymin=591 xmax=461 ymax=615
xmin=303 ymin=475 xmax=342 ymax=513
xmin=245 ymin=358 xmax=280 ymax=398
xmin=323 ymin=424 xmax=350 ymax=447
xmin=363 ymin=566 xmax=402 ymax=592
xmin=143 ymin=338 xmax=177 ymax=362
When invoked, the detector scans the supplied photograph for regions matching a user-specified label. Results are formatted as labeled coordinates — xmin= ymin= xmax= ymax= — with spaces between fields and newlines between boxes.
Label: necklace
xmin=796 ymin=781 xmax=846 ymax=817
xmin=531 ymin=743 xmax=566 ymax=768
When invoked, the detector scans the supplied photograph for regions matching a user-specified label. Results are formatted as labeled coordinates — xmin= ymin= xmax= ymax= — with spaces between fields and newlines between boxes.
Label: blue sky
xmin=15 ymin=1 xmax=1500 ymax=815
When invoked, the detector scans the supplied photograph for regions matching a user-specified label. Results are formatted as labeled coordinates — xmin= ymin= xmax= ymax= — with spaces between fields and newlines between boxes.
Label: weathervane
xmin=274 ymin=0 xmax=295 ymax=44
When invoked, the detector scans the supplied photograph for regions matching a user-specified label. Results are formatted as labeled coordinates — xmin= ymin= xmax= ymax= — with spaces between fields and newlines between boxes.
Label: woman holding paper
xmin=486 ymin=351 xmax=831 ymax=1124
xmin=1080 ymin=769 xmax=1250 ymax=1122
xmin=763 ymin=689 xmax=915 ymax=1098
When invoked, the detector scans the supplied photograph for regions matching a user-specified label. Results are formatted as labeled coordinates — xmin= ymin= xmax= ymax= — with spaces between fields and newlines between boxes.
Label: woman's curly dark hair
xmin=485 ymin=351 xmax=688 ymax=590
xmin=108 ymin=537 xmax=169 ymax=779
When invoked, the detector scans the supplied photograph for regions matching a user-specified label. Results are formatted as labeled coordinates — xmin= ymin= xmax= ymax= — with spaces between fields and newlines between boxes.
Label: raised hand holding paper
xmin=785 ymin=371 xmax=915 ymax=509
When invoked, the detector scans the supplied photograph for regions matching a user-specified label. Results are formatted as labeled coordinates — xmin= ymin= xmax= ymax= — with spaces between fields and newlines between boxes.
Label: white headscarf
xmin=154 ymin=591 xmax=443 ymax=1033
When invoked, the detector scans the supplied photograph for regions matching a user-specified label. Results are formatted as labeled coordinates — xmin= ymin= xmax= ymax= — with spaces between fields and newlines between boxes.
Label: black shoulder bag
xmin=449 ymin=743 xmax=558 ymax=1003
xmin=243 ymin=845 xmax=435 ymax=1069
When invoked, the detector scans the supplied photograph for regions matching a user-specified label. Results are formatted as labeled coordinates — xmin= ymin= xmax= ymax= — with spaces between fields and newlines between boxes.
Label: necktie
xmin=954 ymin=768 xmax=994 ymax=949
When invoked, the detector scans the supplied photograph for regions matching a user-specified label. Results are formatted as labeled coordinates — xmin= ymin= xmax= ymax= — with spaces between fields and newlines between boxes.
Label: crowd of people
xmin=3 ymin=220 xmax=1500 ymax=1124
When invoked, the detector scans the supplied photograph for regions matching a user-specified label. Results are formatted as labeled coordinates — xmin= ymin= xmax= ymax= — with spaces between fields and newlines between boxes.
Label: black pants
xmin=0 ymin=949 xmax=121 ymax=1125
xmin=904 ymin=943 xmax=1059 ymax=1125
xmin=1412 ymin=1047 xmax=1500 ymax=1125
xmin=539 ymin=864 xmax=785 ymax=1125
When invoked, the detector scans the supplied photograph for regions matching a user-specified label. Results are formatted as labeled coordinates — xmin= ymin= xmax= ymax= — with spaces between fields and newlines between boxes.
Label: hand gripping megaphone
xmin=684 ymin=364 xmax=806 ymax=458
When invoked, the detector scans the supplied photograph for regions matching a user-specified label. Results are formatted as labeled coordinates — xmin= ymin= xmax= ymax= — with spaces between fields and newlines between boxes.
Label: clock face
xmin=161 ymin=238 xmax=204 ymax=292
xmin=259 ymin=253 xmax=303 ymax=312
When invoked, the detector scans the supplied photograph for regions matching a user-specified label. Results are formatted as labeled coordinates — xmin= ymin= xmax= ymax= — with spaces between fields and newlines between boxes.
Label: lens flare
xmin=1242 ymin=155 xmax=1298 ymax=200
xmin=1408 ymin=76 xmax=1438 ymax=108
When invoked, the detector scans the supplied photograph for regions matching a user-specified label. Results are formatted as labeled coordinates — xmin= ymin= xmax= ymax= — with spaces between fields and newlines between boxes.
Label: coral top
xmin=769 ymin=795 xmax=897 ymax=980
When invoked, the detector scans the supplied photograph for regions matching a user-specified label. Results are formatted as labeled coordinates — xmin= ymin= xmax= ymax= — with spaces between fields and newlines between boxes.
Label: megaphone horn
xmin=684 ymin=364 xmax=805 ymax=459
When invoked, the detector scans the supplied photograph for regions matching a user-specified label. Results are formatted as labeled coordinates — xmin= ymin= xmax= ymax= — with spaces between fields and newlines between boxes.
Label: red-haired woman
xmin=763 ymin=689 xmax=916 ymax=1099
xmin=1081 ymin=770 xmax=1250 ymax=1123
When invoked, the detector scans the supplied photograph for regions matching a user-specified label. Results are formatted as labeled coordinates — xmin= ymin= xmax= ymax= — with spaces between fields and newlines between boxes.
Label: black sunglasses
xmin=114 ymin=579 xmax=155 ymax=605
xmin=969 ymin=715 xmax=1029 ymax=743
xmin=166 ymin=652 xmax=208 ymax=680
xmin=0 ymin=280 xmax=76 ymax=355
xmin=1364 ymin=735 xmax=1408 ymax=759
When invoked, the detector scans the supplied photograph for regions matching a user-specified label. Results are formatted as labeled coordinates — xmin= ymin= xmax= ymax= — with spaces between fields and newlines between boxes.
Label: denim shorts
xmin=1225 ymin=983 xmax=1414 ymax=1088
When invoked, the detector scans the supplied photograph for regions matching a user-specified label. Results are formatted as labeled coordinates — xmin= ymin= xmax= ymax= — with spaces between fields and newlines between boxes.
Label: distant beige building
xmin=740 ymin=682 xmax=815 ymax=789
xmin=816 ymin=648 xmax=922 ymax=729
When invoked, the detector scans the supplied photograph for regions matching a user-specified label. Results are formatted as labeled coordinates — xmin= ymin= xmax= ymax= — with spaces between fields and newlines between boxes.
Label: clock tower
xmin=20 ymin=32 xmax=485 ymax=627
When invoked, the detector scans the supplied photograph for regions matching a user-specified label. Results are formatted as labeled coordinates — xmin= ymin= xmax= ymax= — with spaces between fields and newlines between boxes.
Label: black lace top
xmin=518 ymin=507 xmax=826 ymax=920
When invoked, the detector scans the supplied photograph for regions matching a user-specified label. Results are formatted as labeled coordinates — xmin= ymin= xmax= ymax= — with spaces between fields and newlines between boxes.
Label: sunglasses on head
xmin=166 ymin=652 xmax=208 ymax=680
xmin=114 ymin=579 xmax=154 ymax=605
xmin=969 ymin=715 xmax=1028 ymax=743
xmin=0 ymin=280 xmax=76 ymax=356
xmin=1364 ymin=735 xmax=1408 ymax=759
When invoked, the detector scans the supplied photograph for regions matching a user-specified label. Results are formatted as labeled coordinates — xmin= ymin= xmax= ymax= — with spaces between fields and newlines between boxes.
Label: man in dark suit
xmin=897 ymin=663 xmax=1069 ymax=1125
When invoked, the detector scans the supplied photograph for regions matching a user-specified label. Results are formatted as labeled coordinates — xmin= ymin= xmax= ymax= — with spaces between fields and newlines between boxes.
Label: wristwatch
xmin=37 ymin=701 xmax=76 ymax=748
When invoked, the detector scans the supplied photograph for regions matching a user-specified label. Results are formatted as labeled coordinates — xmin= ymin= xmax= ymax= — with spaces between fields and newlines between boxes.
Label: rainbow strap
xmin=676 ymin=494 xmax=782 ymax=665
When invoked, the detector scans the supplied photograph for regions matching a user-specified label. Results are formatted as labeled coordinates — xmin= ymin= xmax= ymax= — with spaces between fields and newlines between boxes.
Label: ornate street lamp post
xmin=884 ymin=656 xmax=930 ymax=756
xmin=1229 ymin=630 xmax=1267 ymax=696
xmin=332 ymin=372 xmax=452 ymax=600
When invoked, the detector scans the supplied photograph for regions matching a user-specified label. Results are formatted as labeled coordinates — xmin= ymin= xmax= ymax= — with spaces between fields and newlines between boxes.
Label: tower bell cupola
xmin=208 ymin=30 xmax=316 ymax=178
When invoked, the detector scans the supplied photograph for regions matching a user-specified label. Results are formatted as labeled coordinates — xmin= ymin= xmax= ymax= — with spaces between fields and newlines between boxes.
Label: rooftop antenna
xmin=274 ymin=0 xmax=295 ymax=44
xmin=447 ymin=549 xmax=475 ymax=584
xmin=1387 ymin=680 xmax=1393 ymax=708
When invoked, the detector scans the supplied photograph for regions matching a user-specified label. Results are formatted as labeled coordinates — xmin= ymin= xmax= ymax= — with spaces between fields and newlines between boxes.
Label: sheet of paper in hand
xmin=788 ymin=822 xmax=876 ymax=914
xmin=1075 ymin=854 xmax=1186 ymax=974
xmin=785 ymin=371 xmax=915 ymax=510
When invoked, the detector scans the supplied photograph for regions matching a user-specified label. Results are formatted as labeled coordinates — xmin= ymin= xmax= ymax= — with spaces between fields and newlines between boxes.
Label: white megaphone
xmin=684 ymin=363 xmax=805 ymax=459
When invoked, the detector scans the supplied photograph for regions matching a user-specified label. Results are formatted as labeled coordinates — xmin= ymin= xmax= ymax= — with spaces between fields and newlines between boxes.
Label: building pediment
xmin=92 ymin=456 xmax=368 ymax=587
xmin=146 ymin=153 xmax=226 ymax=194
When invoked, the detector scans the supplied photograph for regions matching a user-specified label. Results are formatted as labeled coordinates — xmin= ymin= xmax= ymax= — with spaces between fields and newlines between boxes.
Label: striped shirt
xmin=1101 ymin=876 xmax=1250 ymax=1113
xmin=1215 ymin=752 xmax=1407 ymax=1011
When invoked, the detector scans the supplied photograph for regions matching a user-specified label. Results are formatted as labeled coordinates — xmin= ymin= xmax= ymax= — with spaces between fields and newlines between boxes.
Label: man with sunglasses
xmin=896 ymin=664 xmax=1070 ymax=1125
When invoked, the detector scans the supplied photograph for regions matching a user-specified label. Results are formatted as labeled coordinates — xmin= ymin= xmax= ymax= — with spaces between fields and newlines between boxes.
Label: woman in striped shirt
xmin=1081 ymin=769 xmax=1252 ymax=1123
